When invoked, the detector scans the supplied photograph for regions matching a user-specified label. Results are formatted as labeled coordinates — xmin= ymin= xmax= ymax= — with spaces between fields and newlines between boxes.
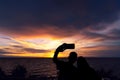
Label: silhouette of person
xmin=53 ymin=43 xmax=77 ymax=80
xmin=77 ymin=56 xmax=102 ymax=80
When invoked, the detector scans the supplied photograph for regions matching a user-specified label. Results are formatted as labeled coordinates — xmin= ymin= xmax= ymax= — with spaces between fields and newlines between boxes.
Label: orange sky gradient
xmin=0 ymin=33 xmax=103 ymax=58
xmin=0 ymin=0 xmax=120 ymax=57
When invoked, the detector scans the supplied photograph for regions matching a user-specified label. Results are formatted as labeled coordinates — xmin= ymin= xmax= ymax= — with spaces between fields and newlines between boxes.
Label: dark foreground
xmin=0 ymin=65 xmax=57 ymax=80
xmin=0 ymin=69 xmax=120 ymax=80
xmin=0 ymin=58 xmax=120 ymax=80
xmin=0 ymin=75 xmax=57 ymax=80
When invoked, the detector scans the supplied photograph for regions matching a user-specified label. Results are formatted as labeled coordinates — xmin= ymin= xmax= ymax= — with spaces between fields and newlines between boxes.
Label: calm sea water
xmin=0 ymin=57 xmax=120 ymax=77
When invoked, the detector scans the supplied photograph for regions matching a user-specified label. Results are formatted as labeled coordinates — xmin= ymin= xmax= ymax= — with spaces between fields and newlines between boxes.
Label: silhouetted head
xmin=77 ymin=56 xmax=89 ymax=69
xmin=68 ymin=52 xmax=77 ymax=64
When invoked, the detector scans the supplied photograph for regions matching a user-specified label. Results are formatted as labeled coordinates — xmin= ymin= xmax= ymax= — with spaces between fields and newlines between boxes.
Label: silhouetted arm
xmin=53 ymin=49 xmax=59 ymax=63
xmin=53 ymin=44 xmax=65 ymax=63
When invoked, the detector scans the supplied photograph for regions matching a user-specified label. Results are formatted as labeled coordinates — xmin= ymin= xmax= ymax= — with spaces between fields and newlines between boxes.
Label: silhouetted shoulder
xmin=77 ymin=56 xmax=102 ymax=80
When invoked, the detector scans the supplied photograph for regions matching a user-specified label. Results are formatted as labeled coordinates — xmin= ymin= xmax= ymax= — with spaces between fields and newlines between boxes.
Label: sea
xmin=0 ymin=57 xmax=120 ymax=78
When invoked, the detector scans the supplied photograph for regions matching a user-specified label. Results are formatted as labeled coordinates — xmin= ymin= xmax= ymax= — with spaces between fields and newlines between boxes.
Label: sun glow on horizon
xmin=1 ymin=33 xmax=119 ymax=58
xmin=1 ymin=51 xmax=69 ymax=58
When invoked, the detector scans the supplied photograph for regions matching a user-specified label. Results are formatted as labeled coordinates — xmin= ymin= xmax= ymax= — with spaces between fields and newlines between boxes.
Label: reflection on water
xmin=0 ymin=58 xmax=57 ymax=77
xmin=0 ymin=57 xmax=120 ymax=78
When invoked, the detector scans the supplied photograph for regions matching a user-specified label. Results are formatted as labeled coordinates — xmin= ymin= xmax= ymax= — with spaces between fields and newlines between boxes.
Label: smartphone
xmin=64 ymin=43 xmax=75 ymax=49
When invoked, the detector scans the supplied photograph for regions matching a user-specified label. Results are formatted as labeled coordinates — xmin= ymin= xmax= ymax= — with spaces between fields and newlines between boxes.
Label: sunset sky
xmin=0 ymin=0 xmax=120 ymax=58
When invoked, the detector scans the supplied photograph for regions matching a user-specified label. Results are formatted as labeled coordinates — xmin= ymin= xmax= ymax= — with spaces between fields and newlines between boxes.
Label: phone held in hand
xmin=64 ymin=43 xmax=75 ymax=49
xmin=59 ymin=43 xmax=75 ymax=52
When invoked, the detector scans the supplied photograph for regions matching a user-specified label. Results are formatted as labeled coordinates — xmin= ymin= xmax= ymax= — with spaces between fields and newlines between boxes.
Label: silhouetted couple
xmin=53 ymin=43 xmax=101 ymax=80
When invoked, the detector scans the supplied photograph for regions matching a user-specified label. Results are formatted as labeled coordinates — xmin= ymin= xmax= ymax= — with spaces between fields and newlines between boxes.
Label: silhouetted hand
xmin=56 ymin=43 xmax=66 ymax=52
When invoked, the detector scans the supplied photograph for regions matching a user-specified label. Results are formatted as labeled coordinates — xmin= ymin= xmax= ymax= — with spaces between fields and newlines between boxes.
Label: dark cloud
xmin=83 ymin=50 xmax=120 ymax=57
xmin=0 ymin=36 xmax=12 ymax=40
xmin=81 ymin=29 xmax=120 ymax=41
xmin=0 ymin=45 xmax=50 ymax=54
xmin=81 ymin=31 xmax=108 ymax=40
xmin=0 ymin=25 xmax=80 ymax=38
xmin=87 ymin=23 xmax=109 ymax=31
xmin=23 ymin=48 xmax=50 ymax=53
xmin=81 ymin=45 xmax=120 ymax=50
xmin=80 ymin=45 xmax=120 ymax=57
xmin=12 ymin=45 xmax=51 ymax=53
xmin=87 ymin=49 xmax=120 ymax=57
xmin=105 ymin=29 xmax=120 ymax=40
xmin=11 ymin=45 xmax=24 ymax=48
xmin=0 ymin=49 xmax=15 ymax=54
xmin=109 ymin=29 xmax=120 ymax=37
xmin=0 ymin=0 xmax=120 ymax=38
